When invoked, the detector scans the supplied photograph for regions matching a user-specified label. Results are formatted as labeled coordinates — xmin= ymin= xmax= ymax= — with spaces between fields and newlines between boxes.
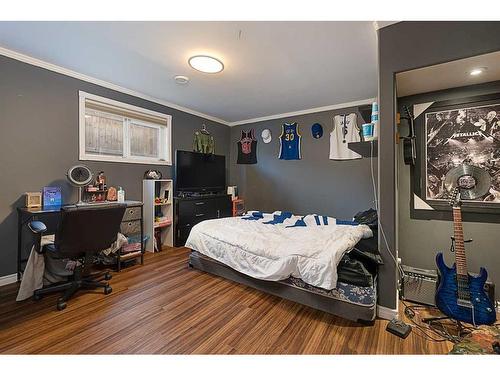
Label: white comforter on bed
xmin=185 ymin=215 xmax=372 ymax=290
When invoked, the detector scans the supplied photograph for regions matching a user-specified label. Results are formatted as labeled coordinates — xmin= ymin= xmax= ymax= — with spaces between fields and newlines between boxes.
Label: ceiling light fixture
xmin=174 ymin=75 xmax=190 ymax=85
xmin=469 ymin=67 xmax=487 ymax=76
xmin=188 ymin=55 xmax=224 ymax=73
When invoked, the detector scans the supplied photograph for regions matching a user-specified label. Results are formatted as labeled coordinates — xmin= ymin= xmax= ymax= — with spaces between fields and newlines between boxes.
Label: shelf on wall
xmin=347 ymin=140 xmax=378 ymax=158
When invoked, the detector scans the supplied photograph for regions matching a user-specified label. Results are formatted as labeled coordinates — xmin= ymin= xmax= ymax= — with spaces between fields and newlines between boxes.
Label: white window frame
xmin=79 ymin=91 xmax=172 ymax=165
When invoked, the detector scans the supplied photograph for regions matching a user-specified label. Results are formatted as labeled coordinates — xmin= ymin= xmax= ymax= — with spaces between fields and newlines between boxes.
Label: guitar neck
xmin=452 ymin=206 xmax=468 ymax=276
xmin=408 ymin=118 xmax=415 ymax=138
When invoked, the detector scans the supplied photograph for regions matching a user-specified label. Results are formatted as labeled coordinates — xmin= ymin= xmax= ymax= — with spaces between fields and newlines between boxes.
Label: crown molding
xmin=228 ymin=98 xmax=376 ymax=126
xmin=0 ymin=46 xmax=231 ymax=126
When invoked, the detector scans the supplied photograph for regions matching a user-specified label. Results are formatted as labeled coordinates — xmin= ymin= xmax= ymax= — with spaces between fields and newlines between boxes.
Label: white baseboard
xmin=377 ymin=304 xmax=399 ymax=320
xmin=0 ymin=273 xmax=17 ymax=287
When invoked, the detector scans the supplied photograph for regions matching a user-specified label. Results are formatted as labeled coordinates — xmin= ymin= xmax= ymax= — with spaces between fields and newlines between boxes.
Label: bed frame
xmin=188 ymin=251 xmax=376 ymax=324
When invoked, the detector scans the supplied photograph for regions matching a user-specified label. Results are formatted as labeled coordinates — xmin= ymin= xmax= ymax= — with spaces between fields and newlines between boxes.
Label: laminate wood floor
xmin=0 ymin=247 xmax=452 ymax=354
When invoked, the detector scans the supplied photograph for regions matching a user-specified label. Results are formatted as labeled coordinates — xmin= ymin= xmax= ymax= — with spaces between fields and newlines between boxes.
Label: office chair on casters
xmin=28 ymin=204 xmax=126 ymax=311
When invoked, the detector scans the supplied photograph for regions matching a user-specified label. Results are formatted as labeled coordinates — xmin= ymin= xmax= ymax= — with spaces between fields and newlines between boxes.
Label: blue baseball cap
xmin=311 ymin=123 xmax=323 ymax=139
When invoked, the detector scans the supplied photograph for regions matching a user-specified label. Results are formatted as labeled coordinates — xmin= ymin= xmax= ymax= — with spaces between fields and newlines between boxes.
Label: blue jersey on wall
xmin=278 ymin=122 xmax=302 ymax=160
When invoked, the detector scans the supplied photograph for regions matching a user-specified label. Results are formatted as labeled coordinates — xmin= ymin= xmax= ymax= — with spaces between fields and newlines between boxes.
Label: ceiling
xmin=396 ymin=50 xmax=500 ymax=97
xmin=0 ymin=21 xmax=378 ymax=124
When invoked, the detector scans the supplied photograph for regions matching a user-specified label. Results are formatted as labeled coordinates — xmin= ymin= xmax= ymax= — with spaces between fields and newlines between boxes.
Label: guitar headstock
xmin=403 ymin=105 xmax=414 ymax=120
xmin=447 ymin=186 xmax=462 ymax=208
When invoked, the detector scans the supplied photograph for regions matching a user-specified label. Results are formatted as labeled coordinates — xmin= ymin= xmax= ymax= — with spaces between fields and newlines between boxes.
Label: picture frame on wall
xmin=410 ymin=92 xmax=500 ymax=221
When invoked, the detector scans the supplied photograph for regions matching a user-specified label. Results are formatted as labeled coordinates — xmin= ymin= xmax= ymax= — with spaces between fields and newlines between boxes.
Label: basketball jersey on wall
xmin=329 ymin=113 xmax=362 ymax=160
xmin=278 ymin=122 xmax=302 ymax=160
xmin=237 ymin=129 xmax=258 ymax=164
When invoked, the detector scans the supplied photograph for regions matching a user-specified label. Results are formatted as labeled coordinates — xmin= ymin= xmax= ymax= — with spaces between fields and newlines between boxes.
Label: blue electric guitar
xmin=435 ymin=187 xmax=496 ymax=325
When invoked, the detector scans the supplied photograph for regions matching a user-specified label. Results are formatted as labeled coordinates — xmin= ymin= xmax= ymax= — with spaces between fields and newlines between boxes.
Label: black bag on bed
xmin=336 ymin=210 xmax=383 ymax=288
xmin=351 ymin=235 xmax=383 ymax=266
xmin=351 ymin=208 xmax=383 ymax=266
xmin=337 ymin=254 xmax=374 ymax=287
xmin=353 ymin=208 xmax=378 ymax=229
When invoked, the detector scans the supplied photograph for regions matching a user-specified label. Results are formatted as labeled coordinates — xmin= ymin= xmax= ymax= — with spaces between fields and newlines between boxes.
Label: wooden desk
xmin=17 ymin=201 xmax=144 ymax=281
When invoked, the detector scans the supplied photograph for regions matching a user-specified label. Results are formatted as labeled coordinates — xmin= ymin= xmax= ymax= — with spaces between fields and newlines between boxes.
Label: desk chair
xmin=28 ymin=204 xmax=126 ymax=310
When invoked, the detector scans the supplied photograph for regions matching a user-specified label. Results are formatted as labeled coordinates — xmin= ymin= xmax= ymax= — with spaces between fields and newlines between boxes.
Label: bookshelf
xmin=142 ymin=179 xmax=173 ymax=252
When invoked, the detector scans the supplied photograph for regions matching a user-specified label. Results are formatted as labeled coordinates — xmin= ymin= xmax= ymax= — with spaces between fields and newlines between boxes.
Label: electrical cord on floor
xmin=401 ymin=301 xmax=449 ymax=342
xmin=400 ymin=300 xmax=465 ymax=343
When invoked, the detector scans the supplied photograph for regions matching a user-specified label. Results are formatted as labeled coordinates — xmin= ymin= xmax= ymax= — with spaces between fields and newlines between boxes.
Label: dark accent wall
xmin=379 ymin=21 xmax=500 ymax=309
xmin=398 ymin=81 xmax=500 ymax=299
xmin=229 ymin=108 xmax=376 ymax=223
xmin=0 ymin=55 xmax=230 ymax=277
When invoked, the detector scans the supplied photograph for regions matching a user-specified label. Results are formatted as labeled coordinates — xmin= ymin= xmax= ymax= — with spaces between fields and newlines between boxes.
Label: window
xmin=79 ymin=91 xmax=171 ymax=165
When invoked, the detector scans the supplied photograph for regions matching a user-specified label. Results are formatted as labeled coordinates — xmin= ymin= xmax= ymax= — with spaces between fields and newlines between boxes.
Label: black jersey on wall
xmin=237 ymin=129 xmax=257 ymax=164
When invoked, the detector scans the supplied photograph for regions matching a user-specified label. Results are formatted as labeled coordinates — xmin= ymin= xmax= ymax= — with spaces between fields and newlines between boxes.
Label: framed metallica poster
xmin=410 ymin=92 xmax=500 ymax=221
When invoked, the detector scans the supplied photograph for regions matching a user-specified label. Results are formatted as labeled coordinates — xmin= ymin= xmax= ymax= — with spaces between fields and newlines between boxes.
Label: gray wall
xmin=378 ymin=21 xmax=500 ymax=309
xmin=0 ymin=55 xmax=230 ymax=277
xmin=398 ymin=81 xmax=500 ymax=299
xmin=230 ymin=108 xmax=376 ymax=222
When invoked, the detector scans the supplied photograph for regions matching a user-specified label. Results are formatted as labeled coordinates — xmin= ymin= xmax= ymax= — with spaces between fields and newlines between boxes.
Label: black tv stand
xmin=174 ymin=193 xmax=232 ymax=246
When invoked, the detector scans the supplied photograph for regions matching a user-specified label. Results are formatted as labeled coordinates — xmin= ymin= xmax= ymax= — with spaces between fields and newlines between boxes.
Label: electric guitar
xmin=435 ymin=187 xmax=496 ymax=325
xmin=401 ymin=105 xmax=416 ymax=166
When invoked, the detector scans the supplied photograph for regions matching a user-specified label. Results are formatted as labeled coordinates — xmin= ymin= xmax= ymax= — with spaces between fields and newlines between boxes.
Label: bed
xmin=186 ymin=211 xmax=380 ymax=323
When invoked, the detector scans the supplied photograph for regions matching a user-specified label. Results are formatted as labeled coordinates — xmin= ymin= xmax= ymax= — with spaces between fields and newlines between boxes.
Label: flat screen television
xmin=175 ymin=150 xmax=226 ymax=193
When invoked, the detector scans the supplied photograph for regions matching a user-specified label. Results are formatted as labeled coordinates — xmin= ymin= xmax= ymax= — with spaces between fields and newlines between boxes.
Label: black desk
xmin=17 ymin=201 xmax=144 ymax=281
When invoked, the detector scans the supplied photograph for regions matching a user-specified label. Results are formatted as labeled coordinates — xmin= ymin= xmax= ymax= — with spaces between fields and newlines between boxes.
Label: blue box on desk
xmin=43 ymin=186 xmax=62 ymax=208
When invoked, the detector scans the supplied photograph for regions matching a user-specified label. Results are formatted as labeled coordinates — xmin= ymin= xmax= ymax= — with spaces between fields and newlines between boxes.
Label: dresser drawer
xmin=191 ymin=200 xmax=216 ymax=214
xmin=122 ymin=206 xmax=142 ymax=221
xmin=120 ymin=220 xmax=141 ymax=235
xmin=177 ymin=200 xmax=217 ymax=224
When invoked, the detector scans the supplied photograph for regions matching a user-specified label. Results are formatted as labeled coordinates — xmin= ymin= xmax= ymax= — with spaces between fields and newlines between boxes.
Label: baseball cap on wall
xmin=261 ymin=128 xmax=272 ymax=143
xmin=311 ymin=123 xmax=323 ymax=139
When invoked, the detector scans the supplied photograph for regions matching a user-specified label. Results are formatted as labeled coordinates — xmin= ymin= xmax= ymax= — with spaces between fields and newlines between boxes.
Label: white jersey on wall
xmin=329 ymin=113 xmax=362 ymax=160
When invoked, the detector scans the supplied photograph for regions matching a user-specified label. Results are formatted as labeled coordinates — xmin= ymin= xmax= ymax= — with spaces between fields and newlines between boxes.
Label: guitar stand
xmin=421 ymin=316 xmax=471 ymax=339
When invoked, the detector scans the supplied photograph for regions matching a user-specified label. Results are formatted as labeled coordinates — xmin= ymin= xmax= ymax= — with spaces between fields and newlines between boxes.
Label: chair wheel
xmin=33 ymin=293 xmax=43 ymax=301
xmin=104 ymin=286 xmax=112 ymax=295
xmin=104 ymin=273 xmax=112 ymax=281
xmin=57 ymin=301 xmax=67 ymax=311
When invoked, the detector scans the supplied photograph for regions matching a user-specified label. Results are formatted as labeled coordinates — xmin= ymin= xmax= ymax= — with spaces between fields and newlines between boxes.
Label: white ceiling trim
xmin=0 ymin=45 xmax=231 ymax=126
xmin=228 ymin=98 xmax=376 ymax=126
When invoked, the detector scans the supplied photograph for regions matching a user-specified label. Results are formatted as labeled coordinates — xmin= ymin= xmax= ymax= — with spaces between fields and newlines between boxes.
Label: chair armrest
xmin=28 ymin=221 xmax=47 ymax=234
xmin=28 ymin=221 xmax=47 ymax=254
